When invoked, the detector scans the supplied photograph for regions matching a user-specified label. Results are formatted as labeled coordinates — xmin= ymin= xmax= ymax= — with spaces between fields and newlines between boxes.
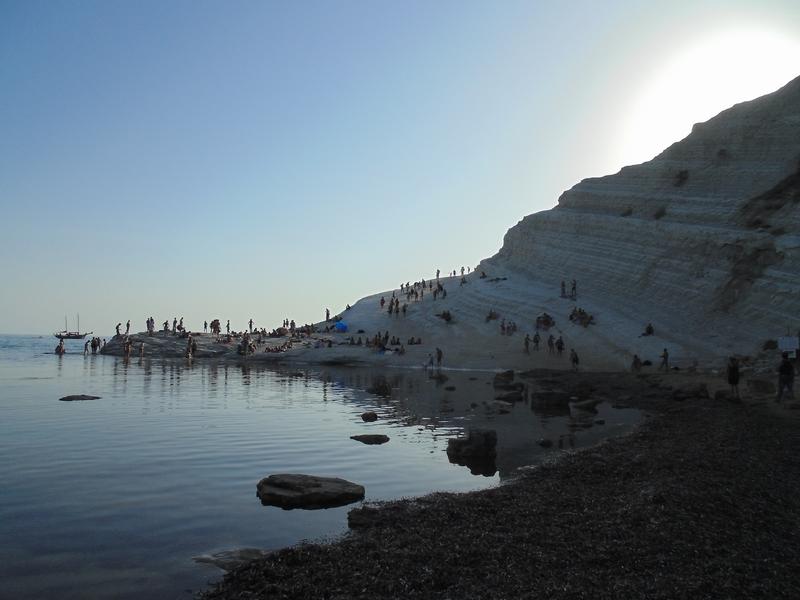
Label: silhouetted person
xmin=659 ymin=348 xmax=669 ymax=371
xmin=777 ymin=352 xmax=795 ymax=403
xmin=727 ymin=356 xmax=740 ymax=399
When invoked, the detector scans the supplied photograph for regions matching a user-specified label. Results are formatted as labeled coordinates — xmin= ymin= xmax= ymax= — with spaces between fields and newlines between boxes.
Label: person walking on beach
xmin=570 ymin=349 xmax=580 ymax=371
xmin=727 ymin=356 xmax=740 ymax=399
xmin=547 ymin=335 xmax=555 ymax=354
xmin=436 ymin=347 xmax=443 ymax=368
xmin=533 ymin=332 xmax=540 ymax=351
xmin=524 ymin=334 xmax=530 ymax=354
xmin=84 ymin=340 xmax=90 ymax=355
xmin=426 ymin=353 xmax=434 ymax=369
xmin=777 ymin=352 xmax=795 ymax=403
xmin=659 ymin=348 xmax=669 ymax=371
xmin=556 ymin=336 xmax=564 ymax=357
xmin=560 ymin=280 xmax=566 ymax=298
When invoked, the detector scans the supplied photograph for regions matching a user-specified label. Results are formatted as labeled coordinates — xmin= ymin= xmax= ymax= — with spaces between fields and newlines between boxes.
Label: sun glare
xmin=617 ymin=29 xmax=800 ymax=168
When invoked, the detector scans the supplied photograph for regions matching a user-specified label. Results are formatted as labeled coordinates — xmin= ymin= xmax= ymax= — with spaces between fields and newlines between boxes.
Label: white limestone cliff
xmin=483 ymin=74 xmax=800 ymax=362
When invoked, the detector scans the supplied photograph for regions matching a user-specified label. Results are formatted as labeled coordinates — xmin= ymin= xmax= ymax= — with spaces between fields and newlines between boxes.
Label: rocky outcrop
xmin=446 ymin=429 xmax=497 ymax=476
xmin=350 ymin=434 xmax=390 ymax=445
xmin=256 ymin=474 xmax=365 ymax=510
xmin=483 ymin=75 xmax=800 ymax=360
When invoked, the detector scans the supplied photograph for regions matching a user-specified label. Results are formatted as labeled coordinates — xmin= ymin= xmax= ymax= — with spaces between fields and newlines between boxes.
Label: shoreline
xmin=201 ymin=370 xmax=800 ymax=599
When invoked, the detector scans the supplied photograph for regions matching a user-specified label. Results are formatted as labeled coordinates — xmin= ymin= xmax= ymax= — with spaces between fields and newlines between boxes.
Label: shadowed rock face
xmin=256 ymin=474 xmax=365 ymax=510
xmin=484 ymin=75 xmax=800 ymax=359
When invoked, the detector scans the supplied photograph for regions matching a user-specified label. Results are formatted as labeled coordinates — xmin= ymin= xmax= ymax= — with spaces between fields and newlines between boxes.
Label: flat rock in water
xmin=193 ymin=548 xmax=273 ymax=571
xmin=350 ymin=434 xmax=390 ymax=445
xmin=257 ymin=474 xmax=365 ymax=509
xmin=59 ymin=394 xmax=101 ymax=402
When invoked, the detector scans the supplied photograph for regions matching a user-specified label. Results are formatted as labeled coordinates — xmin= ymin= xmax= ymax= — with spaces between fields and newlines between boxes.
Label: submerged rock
xmin=193 ymin=548 xmax=273 ymax=571
xmin=257 ymin=474 xmax=365 ymax=509
xmin=59 ymin=394 xmax=101 ymax=402
xmin=366 ymin=378 xmax=392 ymax=397
xmin=350 ymin=434 xmax=390 ymax=445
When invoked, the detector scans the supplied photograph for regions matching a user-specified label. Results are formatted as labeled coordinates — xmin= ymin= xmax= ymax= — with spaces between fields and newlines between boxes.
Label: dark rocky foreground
xmin=201 ymin=373 xmax=800 ymax=599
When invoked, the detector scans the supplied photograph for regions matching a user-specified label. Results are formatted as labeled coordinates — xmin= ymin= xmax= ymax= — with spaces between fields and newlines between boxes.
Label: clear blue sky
xmin=1 ymin=0 xmax=799 ymax=334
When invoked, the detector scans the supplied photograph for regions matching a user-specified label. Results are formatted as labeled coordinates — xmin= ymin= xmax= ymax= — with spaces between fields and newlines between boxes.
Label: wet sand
xmin=201 ymin=370 xmax=800 ymax=599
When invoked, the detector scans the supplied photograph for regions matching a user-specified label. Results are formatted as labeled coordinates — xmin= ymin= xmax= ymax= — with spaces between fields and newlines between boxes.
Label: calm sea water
xmin=0 ymin=334 xmax=640 ymax=599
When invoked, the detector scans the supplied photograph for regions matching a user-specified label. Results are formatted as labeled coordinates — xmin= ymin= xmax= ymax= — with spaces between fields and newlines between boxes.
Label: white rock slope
xmin=483 ymin=75 xmax=800 ymax=361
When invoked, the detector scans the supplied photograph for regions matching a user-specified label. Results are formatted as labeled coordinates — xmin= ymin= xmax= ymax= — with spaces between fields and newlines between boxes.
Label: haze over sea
xmin=0 ymin=334 xmax=638 ymax=599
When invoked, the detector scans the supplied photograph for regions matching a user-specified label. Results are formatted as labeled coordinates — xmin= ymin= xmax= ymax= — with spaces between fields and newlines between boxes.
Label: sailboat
xmin=54 ymin=314 xmax=93 ymax=340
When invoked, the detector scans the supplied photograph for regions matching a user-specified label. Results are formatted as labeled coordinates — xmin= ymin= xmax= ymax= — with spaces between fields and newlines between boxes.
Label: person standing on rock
xmin=115 ymin=322 xmax=121 ymax=336
xmin=172 ymin=317 xmax=177 ymax=334
xmin=226 ymin=320 xmax=230 ymax=334
xmin=204 ymin=320 xmax=208 ymax=333
xmin=727 ymin=356 xmax=740 ymax=399
xmin=659 ymin=348 xmax=670 ymax=371
xmin=325 ymin=308 xmax=330 ymax=322
xmin=249 ymin=319 xmax=254 ymax=333
xmin=125 ymin=320 xmax=130 ymax=335
xmin=776 ymin=352 xmax=795 ymax=403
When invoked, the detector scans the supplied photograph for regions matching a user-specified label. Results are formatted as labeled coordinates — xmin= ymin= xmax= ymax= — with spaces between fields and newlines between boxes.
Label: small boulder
xmin=444 ymin=386 xmax=456 ymax=391
xmin=493 ymin=370 xmax=515 ymax=387
xmin=538 ymin=438 xmax=553 ymax=448
xmin=361 ymin=411 xmax=378 ymax=422
xmin=350 ymin=434 xmax=390 ymax=445
xmin=570 ymin=398 xmax=602 ymax=412
xmin=256 ymin=474 xmax=365 ymax=509
xmin=59 ymin=394 xmax=101 ymax=402
xmin=446 ymin=429 xmax=497 ymax=476
xmin=495 ymin=390 xmax=523 ymax=402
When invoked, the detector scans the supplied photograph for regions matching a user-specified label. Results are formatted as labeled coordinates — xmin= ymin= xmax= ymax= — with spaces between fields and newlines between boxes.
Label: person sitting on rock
xmin=643 ymin=323 xmax=654 ymax=336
